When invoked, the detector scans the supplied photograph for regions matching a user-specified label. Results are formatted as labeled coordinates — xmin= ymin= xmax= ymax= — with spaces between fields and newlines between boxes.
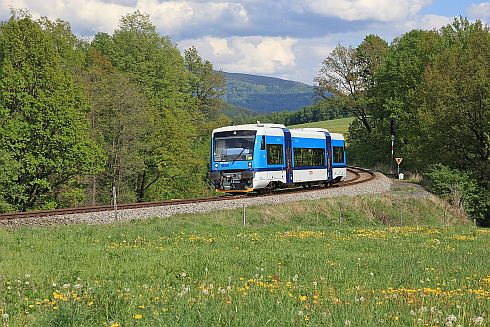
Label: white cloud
xmin=138 ymin=1 xmax=248 ymax=35
xmin=467 ymin=2 xmax=490 ymax=19
xmin=399 ymin=14 xmax=452 ymax=31
xmin=1 ymin=0 xmax=132 ymax=32
xmin=301 ymin=0 xmax=432 ymax=22
xmin=180 ymin=36 xmax=297 ymax=75
xmin=0 ymin=0 xmax=249 ymax=35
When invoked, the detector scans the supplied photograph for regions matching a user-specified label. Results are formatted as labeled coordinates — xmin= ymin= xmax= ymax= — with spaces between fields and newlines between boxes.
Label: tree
xmin=0 ymin=12 xmax=103 ymax=211
xmin=184 ymin=46 xmax=225 ymax=118
xmin=315 ymin=35 xmax=388 ymax=132
xmin=356 ymin=34 xmax=389 ymax=89
xmin=418 ymin=18 xmax=490 ymax=187
xmin=357 ymin=29 xmax=443 ymax=168
xmin=82 ymin=49 xmax=153 ymax=204
xmin=92 ymin=11 xmax=208 ymax=201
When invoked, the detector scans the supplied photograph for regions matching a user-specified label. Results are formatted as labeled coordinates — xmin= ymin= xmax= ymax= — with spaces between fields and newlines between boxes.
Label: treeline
xmin=0 ymin=10 xmax=230 ymax=212
xmin=240 ymin=100 xmax=351 ymax=126
xmin=314 ymin=18 xmax=489 ymax=223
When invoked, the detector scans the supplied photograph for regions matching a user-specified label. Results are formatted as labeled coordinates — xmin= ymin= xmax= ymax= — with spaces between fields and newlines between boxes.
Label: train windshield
xmin=213 ymin=130 xmax=256 ymax=162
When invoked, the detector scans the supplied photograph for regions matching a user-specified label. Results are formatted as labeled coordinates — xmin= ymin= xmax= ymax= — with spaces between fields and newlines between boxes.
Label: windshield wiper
xmin=231 ymin=148 xmax=246 ymax=165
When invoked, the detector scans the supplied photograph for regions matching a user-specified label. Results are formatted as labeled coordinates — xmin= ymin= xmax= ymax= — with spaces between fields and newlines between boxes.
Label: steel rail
xmin=0 ymin=166 xmax=375 ymax=221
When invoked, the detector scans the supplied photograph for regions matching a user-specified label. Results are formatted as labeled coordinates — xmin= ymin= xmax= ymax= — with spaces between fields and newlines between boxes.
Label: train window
xmin=333 ymin=146 xmax=344 ymax=163
xmin=267 ymin=144 xmax=283 ymax=165
xmin=260 ymin=135 xmax=266 ymax=150
xmin=213 ymin=130 xmax=256 ymax=162
xmin=293 ymin=148 xmax=325 ymax=167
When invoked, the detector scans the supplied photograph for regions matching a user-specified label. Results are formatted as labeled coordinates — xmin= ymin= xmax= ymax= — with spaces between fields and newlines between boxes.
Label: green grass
xmin=289 ymin=117 xmax=355 ymax=136
xmin=0 ymin=195 xmax=489 ymax=326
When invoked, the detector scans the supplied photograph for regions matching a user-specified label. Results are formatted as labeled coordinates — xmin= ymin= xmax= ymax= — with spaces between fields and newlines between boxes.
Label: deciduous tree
xmin=0 ymin=12 xmax=103 ymax=211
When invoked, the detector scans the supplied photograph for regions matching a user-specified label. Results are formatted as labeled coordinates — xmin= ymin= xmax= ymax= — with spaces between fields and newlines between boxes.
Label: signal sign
xmin=395 ymin=157 xmax=403 ymax=165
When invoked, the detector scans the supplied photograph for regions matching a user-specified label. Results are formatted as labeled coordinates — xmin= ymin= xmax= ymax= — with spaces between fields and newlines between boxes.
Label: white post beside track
xmin=113 ymin=186 xmax=118 ymax=221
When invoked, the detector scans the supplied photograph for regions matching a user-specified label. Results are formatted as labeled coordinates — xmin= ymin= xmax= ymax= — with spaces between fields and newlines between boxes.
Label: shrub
xmin=424 ymin=164 xmax=488 ymax=222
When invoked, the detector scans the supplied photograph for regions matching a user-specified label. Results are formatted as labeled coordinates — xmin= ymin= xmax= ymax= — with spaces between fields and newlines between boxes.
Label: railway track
xmin=0 ymin=166 xmax=375 ymax=221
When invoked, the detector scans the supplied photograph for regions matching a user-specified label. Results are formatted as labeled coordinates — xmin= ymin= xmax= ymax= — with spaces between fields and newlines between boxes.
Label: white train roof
xmin=212 ymin=123 xmax=344 ymax=140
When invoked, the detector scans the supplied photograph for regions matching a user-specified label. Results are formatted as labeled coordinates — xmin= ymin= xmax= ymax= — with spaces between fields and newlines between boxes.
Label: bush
xmin=424 ymin=164 xmax=488 ymax=222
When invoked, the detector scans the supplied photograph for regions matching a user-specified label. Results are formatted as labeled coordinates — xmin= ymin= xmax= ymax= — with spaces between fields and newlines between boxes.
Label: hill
xmin=223 ymin=72 xmax=316 ymax=113
xmin=289 ymin=117 xmax=354 ymax=136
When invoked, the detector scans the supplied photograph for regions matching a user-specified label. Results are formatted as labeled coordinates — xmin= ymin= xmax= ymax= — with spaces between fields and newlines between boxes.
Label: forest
xmin=0 ymin=10 xmax=230 ymax=212
xmin=0 ymin=11 xmax=488 ymax=223
xmin=312 ymin=18 xmax=489 ymax=223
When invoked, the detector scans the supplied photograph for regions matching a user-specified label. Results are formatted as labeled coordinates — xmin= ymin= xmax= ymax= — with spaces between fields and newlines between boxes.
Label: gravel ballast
xmin=1 ymin=173 xmax=391 ymax=228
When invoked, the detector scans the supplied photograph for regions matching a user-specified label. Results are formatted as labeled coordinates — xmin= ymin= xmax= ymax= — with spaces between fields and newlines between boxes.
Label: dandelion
xmin=181 ymin=272 xmax=187 ymax=278
xmin=410 ymin=310 xmax=416 ymax=316
xmin=446 ymin=315 xmax=457 ymax=322
xmin=25 ymin=273 xmax=30 ymax=278
xmin=2 ymin=313 xmax=9 ymax=320
xmin=226 ymin=285 xmax=232 ymax=291
xmin=63 ymin=283 xmax=70 ymax=289
xmin=299 ymin=295 xmax=307 ymax=302
xmin=202 ymin=289 xmax=209 ymax=295
xmin=344 ymin=320 xmax=351 ymax=326
xmin=472 ymin=317 xmax=484 ymax=325
xmin=370 ymin=272 xmax=374 ymax=277
xmin=110 ymin=322 xmax=120 ymax=327
xmin=292 ymin=274 xmax=298 ymax=282
xmin=134 ymin=314 xmax=143 ymax=320
xmin=298 ymin=310 xmax=304 ymax=316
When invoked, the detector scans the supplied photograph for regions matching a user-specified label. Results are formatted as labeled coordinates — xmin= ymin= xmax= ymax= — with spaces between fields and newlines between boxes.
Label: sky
xmin=1 ymin=0 xmax=489 ymax=84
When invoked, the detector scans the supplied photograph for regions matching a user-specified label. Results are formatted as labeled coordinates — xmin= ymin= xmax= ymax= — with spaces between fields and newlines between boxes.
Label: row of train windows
xmin=266 ymin=145 xmax=345 ymax=165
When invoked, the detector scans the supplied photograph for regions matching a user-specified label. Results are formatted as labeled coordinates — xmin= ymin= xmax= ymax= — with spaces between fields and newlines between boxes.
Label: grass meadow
xmin=289 ymin=117 xmax=355 ymax=136
xmin=0 ymin=194 xmax=489 ymax=326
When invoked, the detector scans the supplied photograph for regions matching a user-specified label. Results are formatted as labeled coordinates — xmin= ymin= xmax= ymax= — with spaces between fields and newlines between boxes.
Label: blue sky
xmin=1 ymin=0 xmax=489 ymax=84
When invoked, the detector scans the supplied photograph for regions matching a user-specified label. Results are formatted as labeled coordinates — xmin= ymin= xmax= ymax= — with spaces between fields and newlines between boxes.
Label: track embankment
xmin=0 ymin=167 xmax=389 ymax=228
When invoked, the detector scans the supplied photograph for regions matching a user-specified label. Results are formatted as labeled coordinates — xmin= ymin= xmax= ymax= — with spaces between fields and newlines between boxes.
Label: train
xmin=209 ymin=122 xmax=346 ymax=193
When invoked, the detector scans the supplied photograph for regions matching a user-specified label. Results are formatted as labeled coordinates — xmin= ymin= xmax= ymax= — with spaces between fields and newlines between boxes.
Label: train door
xmin=324 ymin=132 xmax=333 ymax=181
xmin=283 ymin=129 xmax=293 ymax=184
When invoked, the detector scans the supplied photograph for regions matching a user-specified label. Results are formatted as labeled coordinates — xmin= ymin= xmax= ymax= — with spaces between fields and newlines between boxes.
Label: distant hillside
xmin=289 ymin=117 xmax=355 ymax=136
xmin=222 ymin=72 xmax=316 ymax=113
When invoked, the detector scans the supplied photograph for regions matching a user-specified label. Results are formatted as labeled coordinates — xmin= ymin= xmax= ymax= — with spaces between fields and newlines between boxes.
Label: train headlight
xmin=214 ymin=163 xmax=218 ymax=169
xmin=248 ymin=162 xmax=252 ymax=169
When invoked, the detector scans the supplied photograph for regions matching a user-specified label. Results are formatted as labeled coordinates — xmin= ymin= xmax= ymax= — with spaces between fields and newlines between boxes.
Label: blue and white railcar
xmin=209 ymin=123 xmax=346 ymax=192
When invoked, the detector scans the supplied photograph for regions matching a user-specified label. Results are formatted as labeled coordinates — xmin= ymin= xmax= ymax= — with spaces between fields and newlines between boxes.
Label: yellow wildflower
xmin=134 ymin=314 xmax=143 ymax=320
